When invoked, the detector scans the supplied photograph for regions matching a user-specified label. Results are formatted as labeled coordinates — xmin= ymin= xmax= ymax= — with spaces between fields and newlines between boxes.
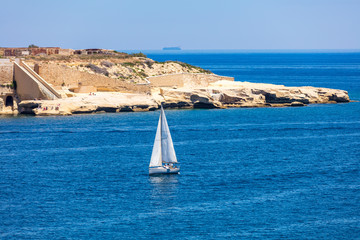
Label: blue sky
xmin=0 ymin=0 xmax=359 ymax=50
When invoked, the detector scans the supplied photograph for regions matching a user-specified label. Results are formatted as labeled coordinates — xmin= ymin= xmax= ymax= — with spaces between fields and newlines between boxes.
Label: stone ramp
xmin=14 ymin=61 xmax=61 ymax=100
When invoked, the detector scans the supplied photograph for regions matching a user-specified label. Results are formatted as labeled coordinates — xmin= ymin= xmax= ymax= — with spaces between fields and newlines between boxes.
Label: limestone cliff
xmin=5 ymin=52 xmax=351 ymax=116
xmin=25 ymin=52 xmax=212 ymax=89
xmin=18 ymin=80 xmax=349 ymax=116
xmin=155 ymin=81 xmax=349 ymax=109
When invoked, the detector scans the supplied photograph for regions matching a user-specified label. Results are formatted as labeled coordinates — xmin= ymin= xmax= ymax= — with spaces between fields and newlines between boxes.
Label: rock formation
xmin=1 ymin=52 xmax=351 ymax=116
xmin=153 ymin=80 xmax=349 ymax=109
xmin=18 ymin=80 xmax=349 ymax=116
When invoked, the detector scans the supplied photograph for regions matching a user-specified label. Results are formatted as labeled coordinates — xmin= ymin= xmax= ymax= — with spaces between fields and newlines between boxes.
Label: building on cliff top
xmin=73 ymin=49 xmax=115 ymax=55
xmin=0 ymin=47 xmax=74 ymax=57
xmin=0 ymin=47 xmax=116 ymax=57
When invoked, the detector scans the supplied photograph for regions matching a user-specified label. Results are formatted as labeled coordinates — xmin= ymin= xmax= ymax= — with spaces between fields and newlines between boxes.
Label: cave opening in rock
xmin=5 ymin=96 xmax=13 ymax=107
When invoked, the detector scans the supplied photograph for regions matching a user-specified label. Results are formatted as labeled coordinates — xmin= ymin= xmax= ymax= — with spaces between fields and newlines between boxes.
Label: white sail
xmin=160 ymin=106 xmax=178 ymax=163
xmin=149 ymin=117 xmax=162 ymax=167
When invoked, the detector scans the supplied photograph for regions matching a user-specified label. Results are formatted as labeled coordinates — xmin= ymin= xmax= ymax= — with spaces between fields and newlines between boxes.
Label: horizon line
xmin=120 ymin=49 xmax=360 ymax=53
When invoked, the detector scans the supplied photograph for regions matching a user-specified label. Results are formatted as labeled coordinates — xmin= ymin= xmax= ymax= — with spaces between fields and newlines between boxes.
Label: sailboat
xmin=149 ymin=104 xmax=180 ymax=175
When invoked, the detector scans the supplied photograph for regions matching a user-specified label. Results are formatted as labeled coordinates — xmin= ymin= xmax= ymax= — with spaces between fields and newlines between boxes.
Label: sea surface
xmin=1 ymin=51 xmax=360 ymax=239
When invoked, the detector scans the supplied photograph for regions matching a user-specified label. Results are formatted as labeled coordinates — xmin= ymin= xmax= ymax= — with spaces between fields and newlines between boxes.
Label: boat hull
xmin=149 ymin=166 xmax=180 ymax=175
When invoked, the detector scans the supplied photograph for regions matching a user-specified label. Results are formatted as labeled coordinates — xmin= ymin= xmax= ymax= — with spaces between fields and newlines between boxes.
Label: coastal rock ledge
xmin=18 ymin=80 xmax=349 ymax=116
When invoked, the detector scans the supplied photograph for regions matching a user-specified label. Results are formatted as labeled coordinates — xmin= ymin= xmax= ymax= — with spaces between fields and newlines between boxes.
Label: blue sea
xmin=1 ymin=51 xmax=360 ymax=239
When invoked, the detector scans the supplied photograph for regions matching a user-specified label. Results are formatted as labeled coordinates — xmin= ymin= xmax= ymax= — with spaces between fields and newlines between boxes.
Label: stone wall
xmin=59 ymin=49 xmax=74 ymax=55
xmin=3 ymin=47 xmax=60 ymax=56
xmin=0 ymin=59 xmax=13 ymax=84
xmin=148 ymin=73 xmax=234 ymax=88
xmin=37 ymin=63 xmax=150 ymax=94
xmin=14 ymin=62 xmax=58 ymax=100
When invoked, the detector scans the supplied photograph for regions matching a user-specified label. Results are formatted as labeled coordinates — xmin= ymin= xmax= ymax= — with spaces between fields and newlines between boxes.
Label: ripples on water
xmin=1 ymin=53 xmax=360 ymax=239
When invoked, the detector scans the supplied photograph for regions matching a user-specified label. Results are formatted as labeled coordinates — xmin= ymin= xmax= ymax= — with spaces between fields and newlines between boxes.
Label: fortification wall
xmin=148 ymin=73 xmax=234 ymax=88
xmin=0 ymin=59 xmax=13 ymax=84
xmin=14 ymin=63 xmax=48 ymax=100
xmin=36 ymin=63 xmax=150 ymax=93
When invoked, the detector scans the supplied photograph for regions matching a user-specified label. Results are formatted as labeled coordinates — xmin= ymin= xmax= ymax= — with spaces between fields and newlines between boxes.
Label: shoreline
xmin=15 ymin=81 xmax=350 ymax=116
xmin=0 ymin=52 xmax=351 ymax=116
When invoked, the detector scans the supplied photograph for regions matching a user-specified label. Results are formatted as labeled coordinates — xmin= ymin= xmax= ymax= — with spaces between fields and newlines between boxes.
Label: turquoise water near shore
xmin=1 ymin=52 xmax=360 ymax=239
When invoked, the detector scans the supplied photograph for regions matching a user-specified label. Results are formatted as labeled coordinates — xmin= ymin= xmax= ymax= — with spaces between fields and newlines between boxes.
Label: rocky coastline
xmin=18 ymin=80 xmax=349 ymax=116
xmin=0 ymin=52 xmax=350 ymax=116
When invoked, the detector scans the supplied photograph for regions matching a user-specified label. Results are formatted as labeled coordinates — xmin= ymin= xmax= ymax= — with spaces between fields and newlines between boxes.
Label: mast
xmin=160 ymin=104 xmax=165 ymax=164
xmin=160 ymin=103 xmax=163 ymax=165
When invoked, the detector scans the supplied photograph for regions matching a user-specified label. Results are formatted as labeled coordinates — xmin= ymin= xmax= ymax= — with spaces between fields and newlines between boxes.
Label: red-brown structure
xmin=0 ymin=47 xmax=113 ymax=57
xmin=1 ymin=47 xmax=61 ymax=57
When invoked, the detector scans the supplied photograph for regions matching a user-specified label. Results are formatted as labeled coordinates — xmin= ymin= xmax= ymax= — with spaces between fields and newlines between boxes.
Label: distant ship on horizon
xmin=162 ymin=47 xmax=181 ymax=50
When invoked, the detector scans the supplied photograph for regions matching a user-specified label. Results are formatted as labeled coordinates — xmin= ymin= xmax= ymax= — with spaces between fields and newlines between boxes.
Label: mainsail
xmin=149 ymin=105 xmax=177 ymax=167
xmin=160 ymin=106 xmax=178 ymax=164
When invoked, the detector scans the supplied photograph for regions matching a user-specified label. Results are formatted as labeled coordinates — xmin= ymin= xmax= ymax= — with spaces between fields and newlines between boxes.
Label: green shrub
xmin=28 ymin=44 xmax=39 ymax=48
xmin=130 ymin=52 xmax=147 ymax=58
xmin=144 ymin=59 xmax=154 ymax=68
xmin=122 ymin=62 xmax=135 ymax=67
xmin=168 ymin=61 xmax=212 ymax=74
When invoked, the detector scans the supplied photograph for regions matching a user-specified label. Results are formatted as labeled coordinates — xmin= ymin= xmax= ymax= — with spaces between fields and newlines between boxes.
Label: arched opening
xmin=5 ymin=96 xmax=13 ymax=107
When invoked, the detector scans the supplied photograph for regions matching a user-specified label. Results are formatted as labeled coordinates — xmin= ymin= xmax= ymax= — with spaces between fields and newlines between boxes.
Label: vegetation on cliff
xmin=28 ymin=44 xmax=39 ymax=48
xmin=25 ymin=51 xmax=213 ymax=84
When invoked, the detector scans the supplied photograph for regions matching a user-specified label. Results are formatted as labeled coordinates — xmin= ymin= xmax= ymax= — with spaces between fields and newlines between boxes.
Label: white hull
xmin=149 ymin=166 xmax=180 ymax=175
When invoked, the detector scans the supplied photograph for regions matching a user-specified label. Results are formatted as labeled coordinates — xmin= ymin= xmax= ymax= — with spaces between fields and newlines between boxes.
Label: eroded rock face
xmin=156 ymin=81 xmax=349 ymax=110
xmin=158 ymin=88 xmax=221 ymax=109
xmin=207 ymin=81 xmax=349 ymax=106
xmin=19 ymin=92 xmax=158 ymax=116
xmin=17 ymin=80 xmax=350 ymax=116
xmin=324 ymin=91 xmax=350 ymax=103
